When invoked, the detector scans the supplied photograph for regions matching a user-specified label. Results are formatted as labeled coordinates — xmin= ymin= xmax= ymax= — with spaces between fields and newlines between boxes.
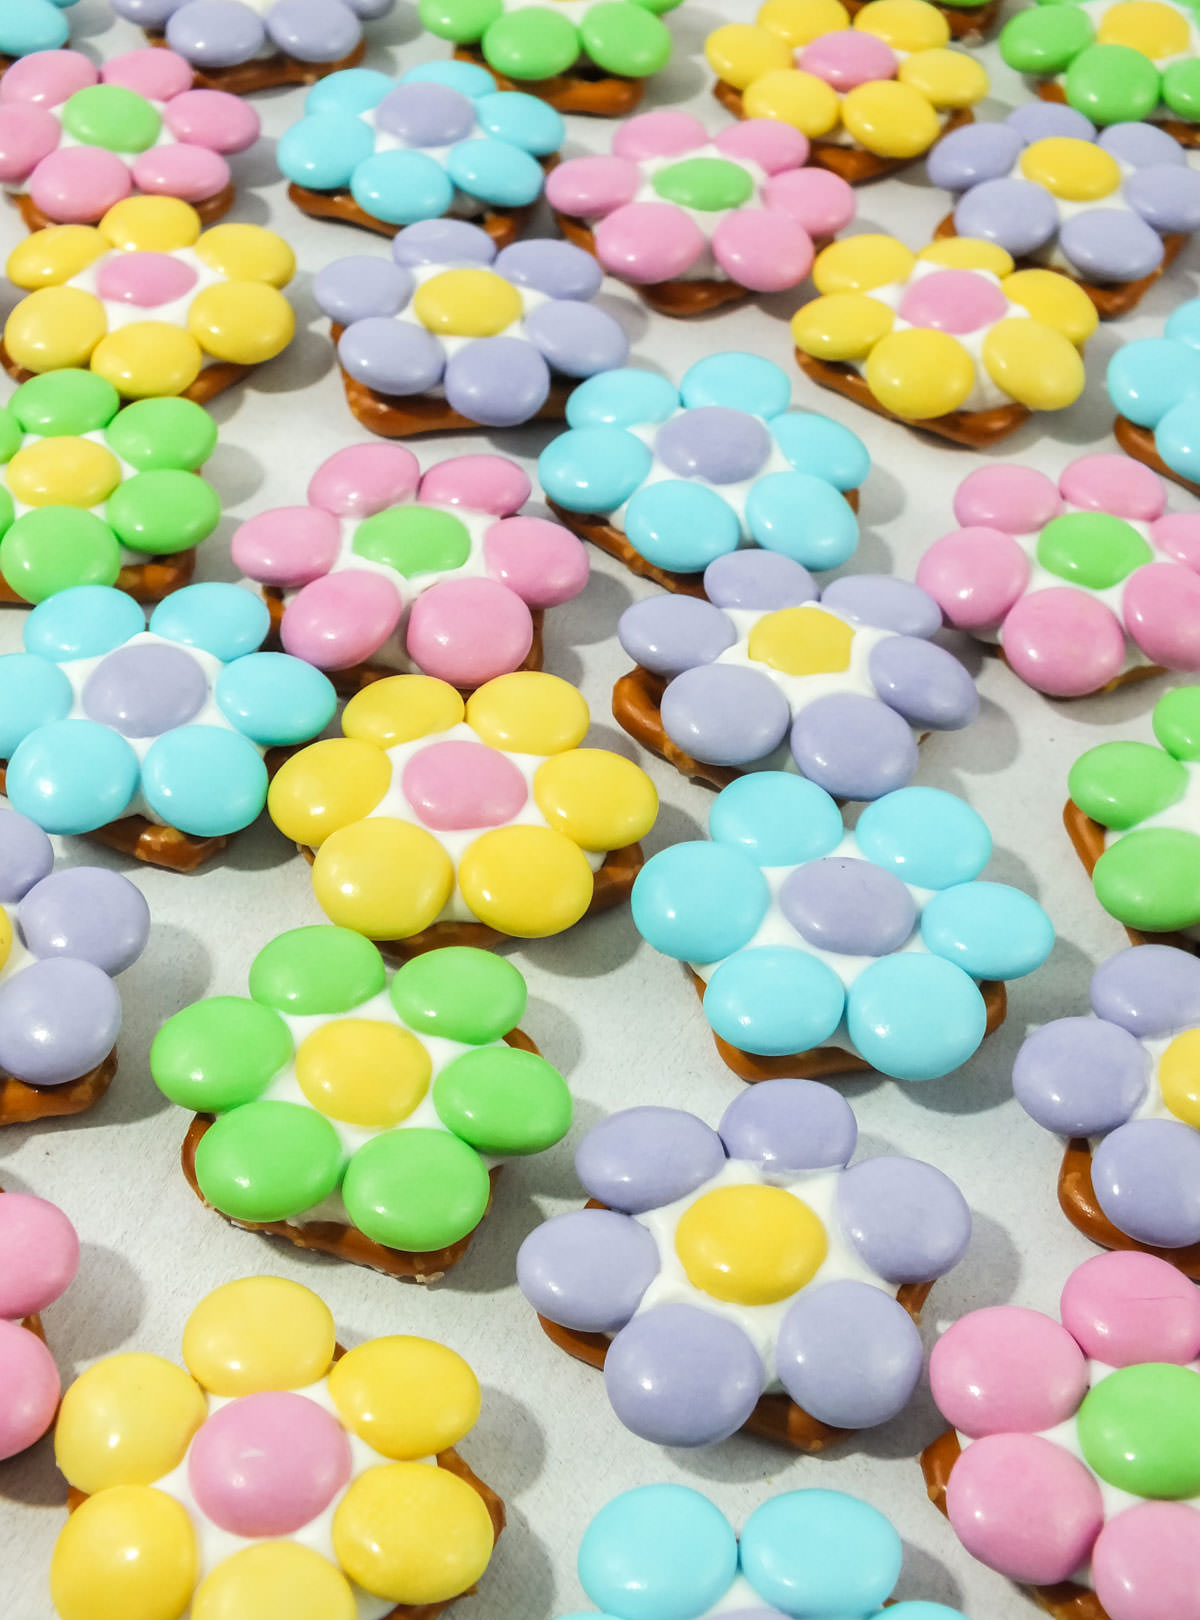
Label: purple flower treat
xmin=0 ymin=805 xmax=149 ymax=1122
xmin=615 ymin=552 xmax=978 ymax=797
xmin=517 ymin=1078 xmax=970 ymax=1449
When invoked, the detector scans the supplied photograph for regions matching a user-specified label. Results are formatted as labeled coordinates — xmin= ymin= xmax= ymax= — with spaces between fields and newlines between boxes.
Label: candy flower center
xmin=1158 ymin=1029 xmax=1200 ymax=1127
xmin=1077 ymin=1362 xmax=1200 ymax=1498
xmin=898 ymin=269 xmax=1007 ymax=335
xmin=412 ymin=270 xmax=523 ymax=337
xmin=1096 ymin=0 xmax=1189 ymax=57
xmin=652 ymin=157 xmax=755 ymax=212
xmin=295 ymin=1017 xmax=433 ymax=1128
xmin=747 ymin=606 xmax=854 ymax=676
xmin=674 ymin=1184 xmax=828 ymax=1305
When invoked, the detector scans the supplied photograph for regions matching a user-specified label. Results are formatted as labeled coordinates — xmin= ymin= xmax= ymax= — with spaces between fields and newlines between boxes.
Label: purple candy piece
xmin=376 ymin=83 xmax=475 ymax=146
xmin=337 ymin=317 xmax=444 ymax=394
xmin=717 ymin=1077 xmax=857 ymax=1172
xmin=443 ymin=337 xmax=551 ymax=426
xmin=655 ymin=408 xmax=771 ymax=486
xmin=617 ymin=597 xmax=737 ymax=678
xmin=114 ymin=0 xmax=180 ymax=25
xmin=0 ymin=956 xmax=121 ymax=1087
xmin=1059 ymin=208 xmax=1164 ymax=283
xmin=1093 ymin=1118 xmax=1200 ymax=1248
xmin=81 ymin=644 xmax=207 ymax=739
xmin=926 ymin=122 xmax=1024 ymax=191
xmin=835 ymin=1157 xmax=971 ymax=1282
xmin=0 ymin=811 xmax=53 ymax=904
xmin=165 ymin=0 xmax=266 ymax=66
xmin=1090 ymin=945 xmax=1200 ymax=1036
xmin=604 ymin=1303 xmax=764 ymax=1446
xmin=19 ymin=869 xmax=150 ymax=977
xmin=775 ymin=1279 xmax=924 ymax=1428
xmin=790 ymin=692 xmax=918 ymax=800
xmin=1100 ymin=122 xmax=1186 ymax=168
xmin=1124 ymin=164 xmax=1200 ymax=234
xmin=1007 ymin=102 xmax=1096 ymax=142
xmin=662 ymin=663 xmax=791 ymax=766
xmin=819 ymin=575 xmax=940 ymax=638
xmin=391 ymin=218 xmax=495 ymax=267
xmin=779 ymin=856 xmax=916 ymax=956
xmin=575 ymin=1106 xmax=726 ymax=1213
xmin=1012 ymin=1016 xmax=1149 ymax=1135
xmin=521 ymin=301 xmax=629 ymax=380
xmin=266 ymin=0 xmax=361 ymax=62
xmin=495 ymin=240 xmax=603 ymax=301
xmin=703 ymin=551 xmax=818 ymax=611
xmin=954 ymin=178 xmax=1059 ymax=257
xmin=516 ymin=1208 xmax=660 ymax=1331
xmin=867 ymin=636 xmax=979 ymax=731
xmin=313 ymin=257 xmax=413 ymax=325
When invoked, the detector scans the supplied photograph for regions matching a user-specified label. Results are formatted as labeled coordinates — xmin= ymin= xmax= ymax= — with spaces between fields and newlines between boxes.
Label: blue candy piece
xmin=631 ymin=842 xmax=769 ymax=962
xmin=1 ymin=0 xmax=76 ymax=55
xmin=703 ymin=946 xmax=846 ymax=1056
xmin=141 ymin=725 xmax=268 ymax=838
xmin=739 ymin=1490 xmax=902 ymax=1617
xmin=855 ymin=786 xmax=991 ymax=890
xmin=475 ymin=89 xmax=564 ymax=154
xmin=7 ymin=719 xmax=139 ymax=835
xmin=882 ymin=1605 xmax=971 ymax=1619
xmin=624 ymin=482 xmax=740 ymax=571
xmin=24 ymin=586 xmax=144 ymax=663
xmin=446 ymin=137 xmax=545 ymax=207
xmin=769 ymin=411 xmax=870 ymax=491
xmin=920 ymin=880 xmax=1054 ymax=979
xmin=278 ymin=111 xmax=376 ymax=190
xmin=350 ymin=150 xmax=455 ymax=226
xmin=149 ymin=583 xmax=269 ymax=663
xmin=1166 ymin=299 xmax=1200 ymax=350
xmin=0 ymin=655 xmax=73 ymax=757
xmin=1108 ymin=335 xmax=1200 ymax=427
xmin=679 ymin=353 xmax=792 ymax=418
xmin=313 ymin=256 xmax=415 ymax=325
xmin=1154 ymin=397 xmax=1200 ymax=483
xmin=708 ymin=773 xmax=844 ymax=867
xmin=400 ymin=58 xmax=498 ymax=96
xmin=214 ymin=653 xmax=336 ymax=746
xmin=845 ymin=954 xmax=987 ymax=1079
xmin=565 ymin=369 xmax=679 ymax=429
xmin=303 ymin=67 xmax=394 ymax=114
xmin=578 ymin=1485 xmax=738 ymax=1620
xmin=538 ymin=426 xmax=653 ymax=513
xmin=744 ymin=473 xmax=859 ymax=569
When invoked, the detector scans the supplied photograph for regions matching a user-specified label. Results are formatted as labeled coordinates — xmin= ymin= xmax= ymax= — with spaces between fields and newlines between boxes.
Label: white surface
xmin=1 ymin=3 xmax=1196 ymax=1617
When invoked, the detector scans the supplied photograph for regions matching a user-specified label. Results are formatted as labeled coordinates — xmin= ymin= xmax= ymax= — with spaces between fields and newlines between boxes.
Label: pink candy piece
xmin=1059 ymin=1250 xmax=1200 ymax=1367
xmin=612 ymin=110 xmax=707 ymax=161
xmin=102 ymin=47 xmax=194 ymax=102
xmin=713 ymin=207 xmax=814 ymax=291
xmin=545 ymin=155 xmax=640 ymax=218
xmin=0 ymin=50 xmax=98 ymax=108
xmin=1124 ymin=559 xmax=1200 ymax=669
xmin=483 ymin=515 xmax=589 ymax=608
xmin=595 ymin=201 xmax=705 ymax=284
xmin=418 ymin=453 xmax=530 ymax=515
xmin=0 ymin=1319 xmax=61 ymax=1461
xmin=132 ymin=144 xmax=230 ymax=203
xmin=1093 ymin=1502 xmax=1200 ymax=1620
xmin=799 ymin=27 xmax=899 ymax=88
xmin=0 ymin=1192 xmax=79 ymax=1320
xmin=953 ymin=464 xmax=1062 ymax=533
xmin=187 ymin=1391 xmax=352 ymax=1538
xmin=0 ymin=104 xmax=60 ymax=184
xmin=1003 ymin=587 xmax=1126 ymax=697
xmin=94 ymin=251 xmax=197 ymax=307
xmin=763 ymin=167 xmax=855 ymax=237
xmin=915 ymin=527 xmax=1031 ymax=630
xmin=407 ymin=576 xmax=535 ymax=686
xmin=29 ymin=146 xmax=132 ymax=221
xmin=281 ymin=570 xmax=404 ymax=669
xmin=402 ymin=738 xmax=528 ymax=830
xmin=163 ymin=88 xmax=259 ymax=155
xmin=714 ymin=118 xmax=810 ymax=174
xmin=945 ymin=1433 xmax=1104 ymax=1585
xmin=929 ymin=1306 xmax=1088 ymax=1439
xmin=1152 ymin=512 xmax=1200 ymax=571
xmin=1060 ymin=452 xmax=1166 ymax=522
xmin=232 ymin=506 xmax=343 ymax=587
xmin=899 ymin=268 xmax=1007 ymax=334
xmin=308 ymin=443 xmax=421 ymax=517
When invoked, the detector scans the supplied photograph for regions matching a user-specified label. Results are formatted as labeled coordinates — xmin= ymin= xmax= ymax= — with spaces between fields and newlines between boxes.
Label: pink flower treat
xmin=0 ymin=1189 xmax=78 ymax=1460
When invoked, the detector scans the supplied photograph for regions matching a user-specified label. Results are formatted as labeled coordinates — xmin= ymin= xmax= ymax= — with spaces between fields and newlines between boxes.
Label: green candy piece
xmin=62 ymin=84 xmax=161 ymax=153
xmin=0 ymin=508 xmax=120 ymax=602
xmin=389 ymin=947 xmax=526 ymax=1043
xmin=653 ymin=156 xmax=752 ymax=212
xmin=433 ymin=1046 xmax=571 ymax=1154
xmin=194 ymin=1100 xmax=345 ymax=1223
xmin=150 ymin=995 xmax=294 ymax=1111
xmin=0 ymin=409 xmax=22 ymax=465
xmin=418 ymin=0 xmax=503 ymax=42
xmin=484 ymin=8 xmax=580 ymax=78
xmin=1163 ymin=57 xmax=1200 ymax=120
xmin=249 ymin=925 xmax=386 ymax=1015
xmin=1093 ymin=828 xmax=1200 ymax=932
xmin=1078 ymin=1364 xmax=1200 ymax=1498
xmin=1064 ymin=43 xmax=1161 ymax=123
xmin=107 ymin=469 xmax=220 ymax=556
xmin=106 ymin=397 xmax=217 ymax=472
xmin=631 ymin=0 xmax=684 ymax=13
xmin=352 ymin=505 xmax=471 ymax=576
xmin=341 ymin=1128 xmax=491 ymax=1250
xmin=1154 ymin=687 xmax=1200 ymax=762
xmin=0 ymin=485 xmax=14 ymax=536
xmin=1000 ymin=5 xmax=1094 ymax=72
xmin=1068 ymin=740 xmax=1187 ymax=829
xmin=1036 ymin=512 xmax=1152 ymax=589
xmin=12 ymin=371 xmax=119 ymax=438
xmin=583 ymin=1 xmax=673 ymax=76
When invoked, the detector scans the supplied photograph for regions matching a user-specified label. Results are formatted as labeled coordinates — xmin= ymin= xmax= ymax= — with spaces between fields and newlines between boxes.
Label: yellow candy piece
xmin=329 ymin=1336 xmax=481 ymax=1459
xmin=458 ymin=824 xmax=594 ymax=937
xmin=268 ymin=738 xmax=391 ymax=847
xmin=842 ymin=80 xmax=941 ymax=159
xmin=791 ymin=291 xmax=894 ymax=360
xmin=758 ymin=0 xmax=850 ymax=47
xmin=1020 ymin=136 xmax=1121 ymax=201
xmin=412 ymin=270 xmax=523 ymax=338
xmin=331 ymin=1462 xmax=495 ymax=1605
xmin=7 ymin=224 xmax=105 ymax=289
xmin=897 ymin=47 xmax=988 ymax=109
xmin=99 ymin=196 xmax=200 ymax=254
xmin=312 ymin=817 xmax=455 ymax=939
xmin=466 ymin=671 xmax=589 ymax=754
xmin=748 ymin=606 xmax=854 ymax=676
xmin=192 ymin=1542 xmax=356 ymax=1620
xmin=296 ymin=1018 xmax=432 ymax=1127
xmin=50 ymin=1486 xmax=197 ymax=1620
xmin=0 ymin=908 xmax=11 ymax=972
xmin=674 ymin=1184 xmax=828 ymax=1306
xmin=918 ymin=237 xmax=1014 ymax=277
xmin=865 ymin=328 xmax=976 ymax=420
xmin=6 ymin=287 xmax=106 ymax=373
xmin=55 ymin=1353 xmax=207 ymax=1494
xmin=181 ymin=1276 xmax=336 ymax=1396
xmin=743 ymin=69 xmax=841 ymax=136
xmin=981 ymin=319 xmax=1085 ymax=411
xmin=813 ymin=234 xmax=916 ymax=295
xmin=187 ymin=282 xmax=294 ymax=366
xmin=1002 ymin=268 xmax=1097 ymax=345
xmin=705 ymin=22 xmax=792 ymax=86
xmin=7 ymin=437 xmax=122 ymax=509
xmin=855 ymin=0 xmax=949 ymax=52
xmin=343 ymin=675 xmax=465 ymax=749
xmin=532 ymin=750 xmax=658 ymax=853
xmin=90 ymin=322 xmax=203 ymax=400
xmin=1097 ymin=0 xmax=1189 ymax=57
xmin=1159 ymin=1029 xmax=1200 ymax=1127
xmin=194 ymin=224 xmax=295 ymax=287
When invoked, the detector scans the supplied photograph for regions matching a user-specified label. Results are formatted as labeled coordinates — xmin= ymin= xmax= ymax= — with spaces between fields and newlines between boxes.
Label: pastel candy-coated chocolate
xmin=417 ymin=0 xmax=682 ymax=84
xmin=930 ymin=1305 xmax=1089 ymax=1438
xmin=516 ymin=1208 xmax=660 ymax=1332
xmin=187 ymin=1391 xmax=353 ymax=1536
xmin=1108 ymin=298 xmax=1200 ymax=485
xmin=119 ymin=0 xmax=392 ymax=70
xmin=775 ymin=1279 xmax=925 ymax=1428
xmin=0 ymin=1191 xmax=79 ymax=1320
xmin=0 ymin=1317 xmax=61 ymax=1460
xmin=0 ymin=955 xmax=121 ymax=1087
xmin=0 ymin=0 xmax=78 ymax=59
xmin=574 ymin=1106 xmax=726 ymax=1213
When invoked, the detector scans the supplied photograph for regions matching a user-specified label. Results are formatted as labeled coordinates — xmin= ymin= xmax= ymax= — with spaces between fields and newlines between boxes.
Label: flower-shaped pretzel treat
xmin=1109 ymin=298 xmax=1200 ymax=497
xmin=0 ymin=584 xmax=336 ymax=873
xmin=923 ymin=1249 xmax=1200 ymax=1620
xmin=314 ymin=219 xmax=629 ymax=437
xmin=269 ymin=672 xmax=657 ymax=955
xmin=0 ymin=48 xmax=260 ymax=231
xmin=545 ymin=110 xmax=856 ymax=316
xmin=928 ymin=104 xmax=1200 ymax=318
xmin=917 ymin=455 xmax=1200 ymax=699
xmin=538 ymin=354 xmax=867 ymax=593
xmin=3 ymin=196 xmax=295 ymax=404
xmin=1001 ymin=0 xmax=1200 ymax=143
xmin=519 ymin=1078 xmax=970 ymax=1448
xmin=0 ymin=1190 xmax=77 ymax=1460
xmin=279 ymin=60 xmax=564 ymax=241
xmin=417 ymin=0 xmax=684 ymax=118
xmin=706 ymin=0 xmax=989 ymax=184
xmin=232 ymin=444 xmax=588 ymax=693
xmin=0 ymin=370 xmax=221 ymax=606
xmin=632 ymin=773 xmax=1053 ymax=1082
xmin=49 ymin=1275 xmax=504 ymax=1620
xmin=615 ymin=552 xmax=977 ymax=795
xmin=562 ymin=1483 xmax=972 ymax=1620
xmin=791 ymin=234 xmax=1096 ymax=446
xmin=1065 ymin=686 xmax=1200 ymax=945
xmin=0 ymin=806 xmax=149 ymax=1124
xmin=0 ymin=1 xmax=78 ymax=68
